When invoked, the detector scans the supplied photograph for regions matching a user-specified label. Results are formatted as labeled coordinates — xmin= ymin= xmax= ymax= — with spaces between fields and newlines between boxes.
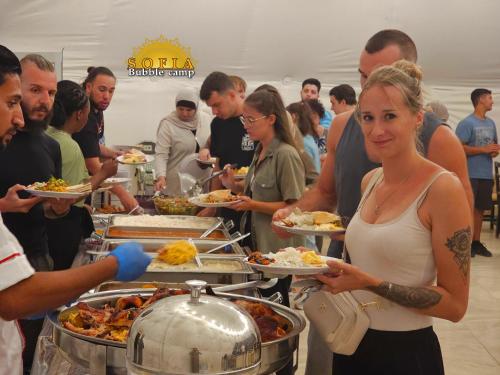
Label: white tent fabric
xmin=2 ymin=0 xmax=499 ymax=146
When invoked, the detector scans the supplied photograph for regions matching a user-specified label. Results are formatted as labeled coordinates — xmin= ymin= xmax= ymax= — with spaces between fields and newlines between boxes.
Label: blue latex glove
xmin=109 ymin=242 xmax=152 ymax=281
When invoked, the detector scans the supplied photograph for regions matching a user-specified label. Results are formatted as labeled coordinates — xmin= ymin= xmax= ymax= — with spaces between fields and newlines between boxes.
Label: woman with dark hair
xmin=307 ymin=98 xmax=329 ymax=161
xmin=255 ymin=84 xmax=318 ymax=184
xmin=287 ymin=102 xmax=321 ymax=172
xmin=46 ymin=80 xmax=117 ymax=270
xmin=221 ymin=89 xmax=306 ymax=375
xmin=221 ymin=90 xmax=306 ymax=256
xmin=221 ymin=90 xmax=305 ymax=269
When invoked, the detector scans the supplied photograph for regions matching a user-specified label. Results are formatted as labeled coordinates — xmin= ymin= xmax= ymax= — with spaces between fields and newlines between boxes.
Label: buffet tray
xmin=99 ymin=238 xmax=247 ymax=257
xmin=104 ymin=214 xmax=234 ymax=240
xmin=104 ymin=225 xmax=232 ymax=241
xmin=49 ymin=289 xmax=305 ymax=375
xmin=94 ymin=281 xmax=261 ymax=298
xmin=94 ymin=253 xmax=256 ymax=284
xmin=108 ymin=214 xmax=224 ymax=230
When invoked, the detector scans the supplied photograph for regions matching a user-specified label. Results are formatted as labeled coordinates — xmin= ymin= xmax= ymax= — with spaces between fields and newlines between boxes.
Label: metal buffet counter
xmin=47 ymin=286 xmax=305 ymax=375
xmin=32 ymin=214 xmax=306 ymax=374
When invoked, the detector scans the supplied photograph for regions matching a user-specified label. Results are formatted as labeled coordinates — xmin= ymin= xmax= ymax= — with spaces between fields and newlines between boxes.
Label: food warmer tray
xmin=98 ymin=238 xmax=247 ymax=258
xmin=104 ymin=225 xmax=234 ymax=241
xmin=108 ymin=214 xmax=225 ymax=230
xmin=94 ymin=253 xmax=257 ymax=284
xmin=93 ymin=281 xmax=261 ymax=298
xmin=49 ymin=289 xmax=305 ymax=375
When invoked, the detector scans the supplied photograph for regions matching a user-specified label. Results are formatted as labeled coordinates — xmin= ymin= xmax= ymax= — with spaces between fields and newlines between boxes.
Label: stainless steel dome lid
xmin=126 ymin=280 xmax=261 ymax=375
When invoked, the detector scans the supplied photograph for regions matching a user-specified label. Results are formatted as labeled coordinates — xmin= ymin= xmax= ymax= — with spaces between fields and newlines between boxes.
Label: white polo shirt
xmin=0 ymin=214 xmax=35 ymax=375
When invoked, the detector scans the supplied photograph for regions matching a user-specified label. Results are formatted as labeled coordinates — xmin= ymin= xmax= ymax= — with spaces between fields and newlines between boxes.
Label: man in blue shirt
xmin=456 ymin=88 xmax=498 ymax=257
xmin=300 ymin=78 xmax=332 ymax=128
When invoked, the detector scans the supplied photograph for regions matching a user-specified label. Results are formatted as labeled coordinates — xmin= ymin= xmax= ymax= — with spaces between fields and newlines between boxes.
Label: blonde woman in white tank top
xmin=315 ymin=61 xmax=472 ymax=375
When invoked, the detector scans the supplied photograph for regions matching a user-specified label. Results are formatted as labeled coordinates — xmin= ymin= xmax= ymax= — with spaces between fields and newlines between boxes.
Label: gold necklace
xmin=373 ymin=173 xmax=413 ymax=216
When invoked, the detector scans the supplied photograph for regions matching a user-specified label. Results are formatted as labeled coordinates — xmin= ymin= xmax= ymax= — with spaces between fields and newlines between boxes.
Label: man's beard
xmin=21 ymin=102 xmax=53 ymax=133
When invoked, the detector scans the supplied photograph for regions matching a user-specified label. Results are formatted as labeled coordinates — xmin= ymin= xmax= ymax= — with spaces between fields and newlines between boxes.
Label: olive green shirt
xmin=244 ymin=138 xmax=305 ymax=253
xmin=46 ymin=126 xmax=89 ymax=208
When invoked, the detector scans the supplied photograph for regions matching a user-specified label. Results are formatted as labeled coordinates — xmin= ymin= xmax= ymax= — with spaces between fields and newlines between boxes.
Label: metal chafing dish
xmin=98 ymin=238 xmax=247 ymax=258
xmin=108 ymin=215 xmax=225 ymax=230
xmin=104 ymin=215 xmax=235 ymax=241
xmin=49 ymin=285 xmax=305 ymax=375
xmin=94 ymin=281 xmax=261 ymax=298
xmin=127 ymin=280 xmax=261 ymax=374
xmin=93 ymin=254 xmax=256 ymax=284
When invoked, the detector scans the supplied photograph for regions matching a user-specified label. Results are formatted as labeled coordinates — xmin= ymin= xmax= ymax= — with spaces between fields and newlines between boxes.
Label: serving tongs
xmin=187 ymin=238 xmax=203 ymax=268
xmin=186 ymin=163 xmax=238 ymax=196
xmin=211 ymin=278 xmax=278 ymax=293
xmin=291 ymin=279 xmax=323 ymax=307
xmin=204 ymin=232 xmax=250 ymax=254
xmin=199 ymin=221 xmax=222 ymax=239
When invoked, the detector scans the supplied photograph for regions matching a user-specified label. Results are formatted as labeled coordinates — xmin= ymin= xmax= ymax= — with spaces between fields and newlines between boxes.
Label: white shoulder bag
xmin=303 ymin=168 xmax=384 ymax=355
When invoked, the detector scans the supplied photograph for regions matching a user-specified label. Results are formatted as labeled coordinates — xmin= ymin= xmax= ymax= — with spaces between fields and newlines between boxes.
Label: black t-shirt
xmin=209 ymin=116 xmax=255 ymax=229
xmin=209 ymin=116 xmax=255 ymax=169
xmin=0 ymin=130 xmax=62 ymax=257
xmin=72 ymin=103 xmax=102 ymax=158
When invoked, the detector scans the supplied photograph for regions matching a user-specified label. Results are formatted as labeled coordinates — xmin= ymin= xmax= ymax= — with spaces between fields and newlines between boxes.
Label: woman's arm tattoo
xmin=445 ymin=226 xmax=471 ymax=279
xmin=367 ymin=282 xmax=442 ymax=309
xmin=366 ymin=226 xmax=471 ymax=308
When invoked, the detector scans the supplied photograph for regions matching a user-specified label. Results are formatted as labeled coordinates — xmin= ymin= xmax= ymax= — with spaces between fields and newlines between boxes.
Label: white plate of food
xmin=26 ymin=178 xmax=91 ymax=199
xmin=245 ymin=247 xmax=340 ymax=275
xmin=117 ymin=149 xmax=154 ymax=165
xmin=273 ymin=209 xmax=346 ymax=236
xmin=196 ymin=157 xmax=217 ymax=165
xmin=188 ymin=189 xmax=241 ymax=208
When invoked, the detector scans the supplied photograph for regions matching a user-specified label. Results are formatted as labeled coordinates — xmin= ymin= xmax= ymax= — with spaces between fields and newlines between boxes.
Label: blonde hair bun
xmin=392 ymin=59 xmax=423 ymax=84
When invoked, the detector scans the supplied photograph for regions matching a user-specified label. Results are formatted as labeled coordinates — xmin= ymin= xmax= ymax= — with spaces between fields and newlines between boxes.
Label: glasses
xmin=240 ymin=115 xmax=268 ymax=125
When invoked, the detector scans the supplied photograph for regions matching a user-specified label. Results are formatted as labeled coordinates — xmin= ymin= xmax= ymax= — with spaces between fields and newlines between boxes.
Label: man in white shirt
xmin=0 ymin=44 xmax=151 ymax=375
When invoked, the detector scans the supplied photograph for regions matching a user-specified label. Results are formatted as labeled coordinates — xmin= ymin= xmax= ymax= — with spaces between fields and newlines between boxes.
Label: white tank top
xmin=346 ymin=169 xmax=449 ymax=331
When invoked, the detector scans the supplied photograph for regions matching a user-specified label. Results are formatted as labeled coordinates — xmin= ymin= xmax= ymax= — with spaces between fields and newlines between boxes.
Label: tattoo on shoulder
xmin=445 ymin=226 xmax=471 ymax=279
xmin=367 ymin=282 xmax=442 ymax=309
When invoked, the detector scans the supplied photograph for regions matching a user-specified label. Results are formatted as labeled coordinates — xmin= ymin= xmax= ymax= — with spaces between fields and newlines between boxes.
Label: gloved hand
xmin=109 ymin=242 xmax=151 ymax=281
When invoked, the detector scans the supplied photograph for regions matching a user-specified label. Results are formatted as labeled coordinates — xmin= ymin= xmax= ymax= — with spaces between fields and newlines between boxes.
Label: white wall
xmin=1 ymin=0 xmax=499 ymax=144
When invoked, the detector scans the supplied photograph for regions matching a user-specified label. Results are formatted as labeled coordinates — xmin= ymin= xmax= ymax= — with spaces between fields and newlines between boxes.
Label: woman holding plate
xmin=46 ymin=80 xmax=117 ymax=270
xmin=221 ymin=89 xmax=306 ymax=375
xmin=315 ymin=61 xmax=471 ymax=374
xmin=220 ymin=89 xmax=306 ymax=285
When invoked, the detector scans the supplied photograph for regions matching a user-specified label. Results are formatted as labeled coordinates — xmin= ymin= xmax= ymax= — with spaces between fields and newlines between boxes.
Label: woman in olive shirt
xmin=222 ymin=89 xmax=306 ymax=375
xmin=221 ymin=89 xmax=305 ymax=295
xmin=46 ymin=80 xmax=116 ymax=269
xmin=222 ymin=89 xmax=305 ymax=251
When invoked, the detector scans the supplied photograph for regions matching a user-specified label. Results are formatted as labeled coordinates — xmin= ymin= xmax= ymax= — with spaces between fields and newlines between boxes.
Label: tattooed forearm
xmin=367 ymin=282 xmax=442 ymax=309
xmin=445 ymin=226 xmax=471 ymax=279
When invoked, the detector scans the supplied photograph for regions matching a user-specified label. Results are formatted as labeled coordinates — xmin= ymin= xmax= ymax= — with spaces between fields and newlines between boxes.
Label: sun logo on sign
xmin=127 ymin=35 xmax=196 ymax=78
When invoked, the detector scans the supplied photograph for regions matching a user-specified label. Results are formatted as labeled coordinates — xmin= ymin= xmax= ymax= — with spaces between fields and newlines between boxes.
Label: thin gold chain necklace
xmin=373 ymin=173 xmax=413 ymax=216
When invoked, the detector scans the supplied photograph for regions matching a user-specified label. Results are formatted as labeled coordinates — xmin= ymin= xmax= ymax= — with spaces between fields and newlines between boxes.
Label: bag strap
xmin=342 ymin=168 xmax=383 ymax=261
